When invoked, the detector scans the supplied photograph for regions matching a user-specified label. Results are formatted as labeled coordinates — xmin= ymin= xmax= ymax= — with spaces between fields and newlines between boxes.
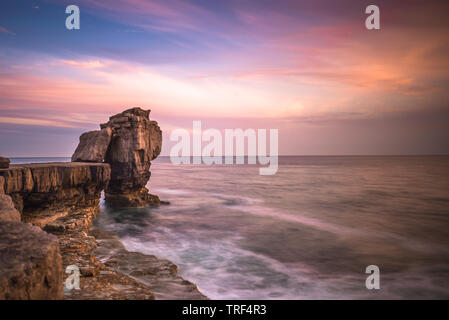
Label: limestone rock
xmin=102 ymin=107 xmax=162 ymax=207
xmin=0 ymin=194 xmax=21 ymax=222
xmin=105 ymin=188 xmax=161 ymax=207
xmin=0 ymin=221 xmax=63 ymax=299
xmin=0 ymin=176 xmax=4 ymax=194
xmin=0 ymin=156 xmax=10 ymax=169
xmin=71 ymin=127 xmax=112 ymax=162
xmin=149 ymin=121 xmax=162 ymax=160
xmin=92 ymin=227 xmax=207 ymax=300
xmin=0 ymin=162 xmax=110 ymax=215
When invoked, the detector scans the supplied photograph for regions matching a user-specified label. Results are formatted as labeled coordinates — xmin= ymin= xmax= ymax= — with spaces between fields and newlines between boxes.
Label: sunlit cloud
xmin=0 ymin=116 xmax=78 ymax=128
xmin=59 ymin=59 xmax=107 ymax=69
xmin=1 ymin=0 xmax=449 ymax=156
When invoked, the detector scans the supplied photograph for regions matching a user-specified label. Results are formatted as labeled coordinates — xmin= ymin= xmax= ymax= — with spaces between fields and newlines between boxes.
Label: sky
xmin=0 ymin=0 xmax=448 ymax=156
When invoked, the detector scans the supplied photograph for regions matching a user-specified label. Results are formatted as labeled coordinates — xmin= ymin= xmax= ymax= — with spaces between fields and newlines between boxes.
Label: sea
xmin=10 ymin=156 xmax=449 ymax=299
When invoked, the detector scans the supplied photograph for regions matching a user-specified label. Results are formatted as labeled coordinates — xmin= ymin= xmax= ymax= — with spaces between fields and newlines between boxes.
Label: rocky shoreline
xmin=0 ymin=108 xmax=207 ymax=300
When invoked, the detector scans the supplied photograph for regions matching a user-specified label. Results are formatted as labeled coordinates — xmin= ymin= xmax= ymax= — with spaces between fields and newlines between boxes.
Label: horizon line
xmin=8 ymin=154 xmax=449 ymax=159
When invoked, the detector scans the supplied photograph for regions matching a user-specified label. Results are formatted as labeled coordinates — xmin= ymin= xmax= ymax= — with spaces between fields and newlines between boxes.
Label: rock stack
xmin=0 ymin=108 xmax=171 ymax=300
xmin=71 ymin=107 xmax=162 ymax=207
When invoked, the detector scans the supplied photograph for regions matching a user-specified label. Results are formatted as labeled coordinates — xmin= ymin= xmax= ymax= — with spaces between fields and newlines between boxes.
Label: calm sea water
xmin=11 ymin=156 xmax=449 ymax=299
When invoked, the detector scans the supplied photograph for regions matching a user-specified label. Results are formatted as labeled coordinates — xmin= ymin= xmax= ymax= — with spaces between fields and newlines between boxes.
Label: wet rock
xmin=63 ymin=267 xmax=155 ymax=300
xmin=105 ymin=188 xmax=161 ymax=207
xmin=92 ymin=227 xmax=207 ymax=300
xmin=102 ymin=107 xmax=162 ymax=207
xmin=0 ymin=194 xmax=21 ymax=222
xmin=72 ymin=127 xmax=112 ymax=163
xmin=0 ymin=156 xmax=9 ymax=169
xmin=41 ymin=207 xmax=157 ymax=300
xmin=0 ymin=221 xmax=63 ymax=300
xmin=31 ymin=193 xmax=157 ymax=300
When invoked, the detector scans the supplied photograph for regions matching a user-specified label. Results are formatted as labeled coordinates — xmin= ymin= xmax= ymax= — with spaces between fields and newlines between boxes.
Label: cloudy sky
xmin=1 ymin=0 xmax=448 ymax=156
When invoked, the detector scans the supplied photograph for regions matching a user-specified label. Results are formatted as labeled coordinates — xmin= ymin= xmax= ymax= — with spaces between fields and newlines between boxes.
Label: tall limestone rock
xmin=71 ymin=107 xmax=162 ymax=207
xmin=102 ymin=108 xmax=162 ymax=207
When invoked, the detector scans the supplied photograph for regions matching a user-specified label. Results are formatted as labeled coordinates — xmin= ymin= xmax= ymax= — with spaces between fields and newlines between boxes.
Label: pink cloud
xmin=59 ymin=59 xmax=107 ymax=69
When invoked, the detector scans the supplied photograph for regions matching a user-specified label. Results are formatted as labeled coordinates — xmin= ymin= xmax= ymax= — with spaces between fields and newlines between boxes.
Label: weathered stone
xmin=102 ymin=107 xmax=162 ymax=207
xmin=0 ymin=221 xmax=63 ymax=300
xmin=0 ymin=176 xmax=4 ymax=194
xmin=0 ymin=194 xmax=21 ymax=222
xmin=92 ymin=227 xmax=207 ymax=300
xmin=0 ymin=156 xmax=10 ymax=169
xmin=39 ymin=204 xmax=157 ymax=300
xmin=149 ymin=121 xmax=162 ymax=160
xmin=105 ymin=188 xmax=161 ymax=207
xmin=71 ymin=127 xmax=112 ymax=162
xmin=0 ymin=162 xmax=110 ymax=215
xmin=0 ymin=108 xmax=179 ymax=300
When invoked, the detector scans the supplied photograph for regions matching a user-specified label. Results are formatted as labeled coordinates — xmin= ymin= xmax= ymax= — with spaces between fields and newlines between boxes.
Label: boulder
xmin=0 ymin=156 xmax=10 ymax=169
xmin=71 ymin=127 xmax=112 ymax=162
xmin=0 ymin=194 xmax=21 ymax=222
xmin=0 ymin=221 xmax=63 ymax=299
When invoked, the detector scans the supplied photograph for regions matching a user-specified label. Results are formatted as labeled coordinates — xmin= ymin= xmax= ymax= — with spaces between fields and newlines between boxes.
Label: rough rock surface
xmin=71 ymin=127 xmax=112 ymax=163
xmin=0 ymin=194 xmax=21 ymax=222
xmin=101 ymin=108 xmax=162 ymax=207
xmin=0 ymin=176 xmax=4 ymax=194
xmin=0 ymin=159 xmax=156 ymax=299
xmin=0 ymin=156 xmax=9 ymax=169
xmin=36 ymin=201 xmax=156 ymax=300
xmin=0 ymin=162 xmax=111 ymax=300
xmin=0 ymin=162 xmax=110 ymax=215
xmin=91 ymin=227 xmax=207 ymax=300
xmin=0 ymin=109 xmax=198 ymax=300
xmin=0 ymin=221 xmax=63 ymax=299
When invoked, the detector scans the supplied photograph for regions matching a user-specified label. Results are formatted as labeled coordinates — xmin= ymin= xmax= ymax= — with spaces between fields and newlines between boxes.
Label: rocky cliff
xmin=0 ymin=162 xmax=110 ymax=300
xmin=0 ymin=108 xmax=207 ymax=300
xmin=0 ymin=160 xmax=159 ymax=300
xmin=0 ymin=162 xmax=110 ymax=216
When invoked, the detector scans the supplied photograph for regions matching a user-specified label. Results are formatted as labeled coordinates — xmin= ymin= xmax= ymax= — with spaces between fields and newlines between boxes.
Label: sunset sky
xmin=1 ymin=0 xmax=448 ymax=156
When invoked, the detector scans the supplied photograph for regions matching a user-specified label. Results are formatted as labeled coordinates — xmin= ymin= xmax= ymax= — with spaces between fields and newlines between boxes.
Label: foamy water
xmin=95 ymin=156 xmax=449 ymax=299
xmin=13 ymin=156 xmax=449 ymax=299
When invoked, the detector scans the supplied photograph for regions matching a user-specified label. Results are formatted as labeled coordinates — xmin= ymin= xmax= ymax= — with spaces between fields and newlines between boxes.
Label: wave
xmin=153 ymin=188 xmax=190 ymax=195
